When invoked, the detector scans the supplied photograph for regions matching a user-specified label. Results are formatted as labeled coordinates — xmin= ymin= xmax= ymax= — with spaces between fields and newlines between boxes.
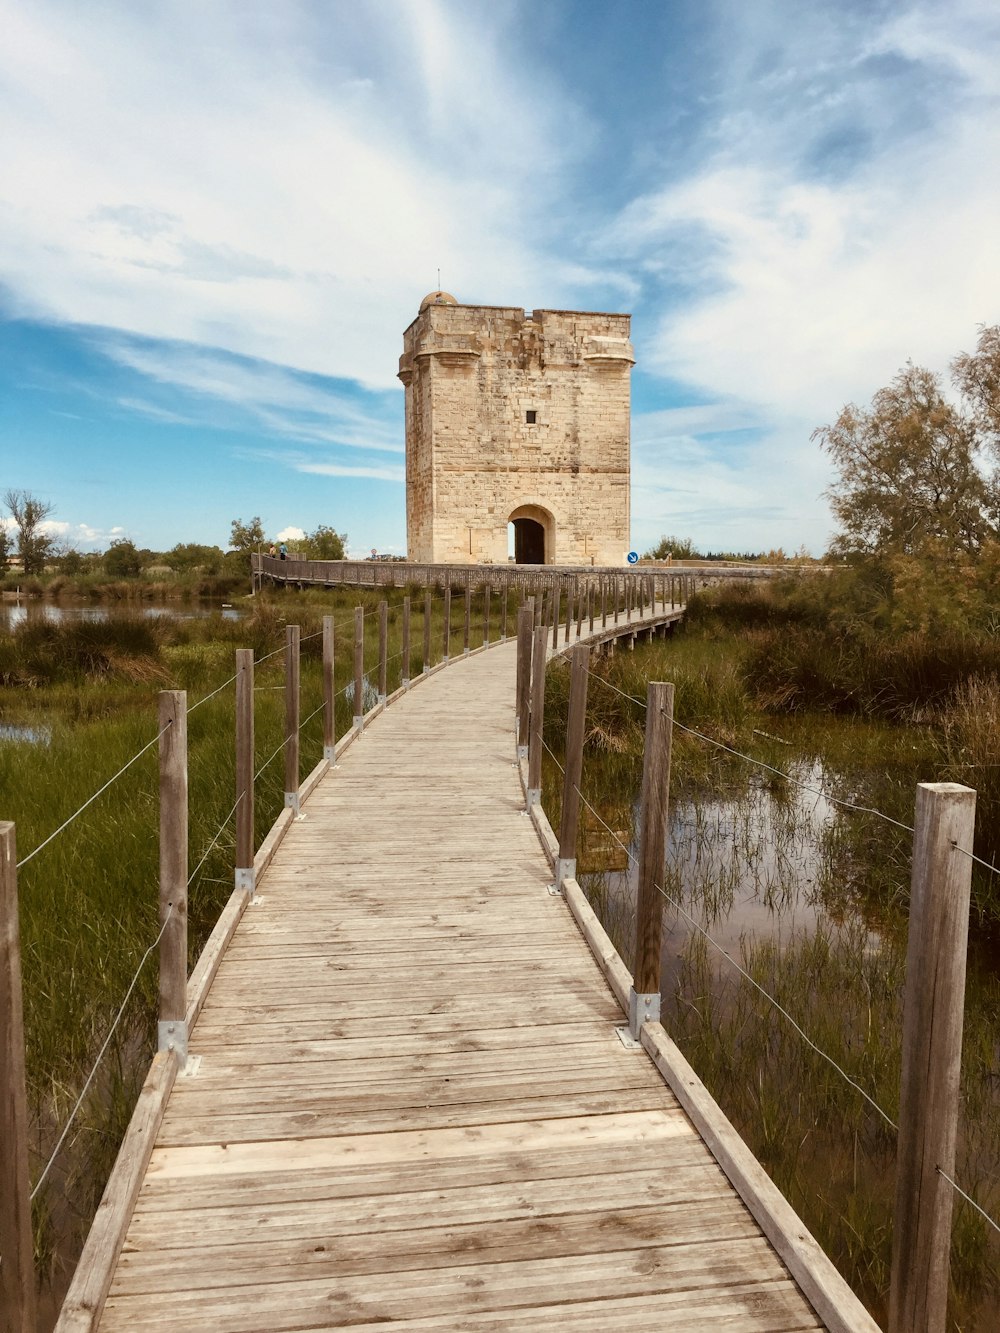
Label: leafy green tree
xmin=56 ymin=546 xmax=85 ymax=575
xmin=815 ymin=363 xmax=997 ymax=558
xmin=229 ymin=516 xmax=265 ymax=572
xmin=644 ymin=535 xmax=700 ymax=560
xmin=0 ymin=523 xmax=11 ymax=569
xmin=166 ymin=543 xmax=224 ymax=573
xmin=4 ymin=489 xmax=54 ymax=573
xmin=303 ymin=525 xmax=347 ymax=560
xmin=103 ymin=538 xmax=142 ymax=578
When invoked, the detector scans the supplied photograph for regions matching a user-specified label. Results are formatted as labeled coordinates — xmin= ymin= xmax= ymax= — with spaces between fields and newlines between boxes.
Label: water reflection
xmin=580 ymin=759 xmax=882 ymax=994
xmin=0 ymin=722 xmax=52 ymax=746
xmin=0 ymin=601 xmax=242 ymax=629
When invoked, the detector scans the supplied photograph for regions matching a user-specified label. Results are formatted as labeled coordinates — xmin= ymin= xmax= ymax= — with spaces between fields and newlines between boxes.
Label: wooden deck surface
xmin=99 ymin=640 xmax=824 ymax=1330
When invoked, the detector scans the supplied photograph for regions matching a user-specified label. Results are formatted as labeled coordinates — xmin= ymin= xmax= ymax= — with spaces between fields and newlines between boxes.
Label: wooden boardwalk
xmin=96 ymin=638 xmax=840 ymax=1330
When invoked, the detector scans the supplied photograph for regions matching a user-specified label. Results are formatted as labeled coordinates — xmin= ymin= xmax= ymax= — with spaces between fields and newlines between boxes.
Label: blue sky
xmin=1 ymin=0 xmax=998 ymax=558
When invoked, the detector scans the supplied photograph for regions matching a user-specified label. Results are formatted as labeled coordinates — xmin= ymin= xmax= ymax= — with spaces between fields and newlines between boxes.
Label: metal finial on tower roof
xmin=437 ymin=267 xmax=441 ymax=289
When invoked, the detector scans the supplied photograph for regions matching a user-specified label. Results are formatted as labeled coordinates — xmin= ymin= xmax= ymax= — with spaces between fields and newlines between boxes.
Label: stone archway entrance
xmin=508 ymin=504 xmax=554 ymax=565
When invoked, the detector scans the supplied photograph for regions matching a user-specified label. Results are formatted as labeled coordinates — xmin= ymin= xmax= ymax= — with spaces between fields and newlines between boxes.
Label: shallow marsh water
xmin=566 ymin=698 xmax=1000 ymax=1325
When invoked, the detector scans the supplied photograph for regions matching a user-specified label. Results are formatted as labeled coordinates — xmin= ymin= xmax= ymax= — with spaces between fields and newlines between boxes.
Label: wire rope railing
xmin=527 ymin=633 xmax=1000 ymax=1286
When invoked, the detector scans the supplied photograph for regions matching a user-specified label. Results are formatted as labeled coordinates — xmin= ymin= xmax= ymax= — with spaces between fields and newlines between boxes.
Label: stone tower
xmin=398 ymin=293 xmax=633 ymax=565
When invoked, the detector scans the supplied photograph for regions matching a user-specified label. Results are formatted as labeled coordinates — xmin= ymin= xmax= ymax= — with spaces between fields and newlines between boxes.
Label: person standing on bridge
xmin=279 ymin=542 xmax=287 ymax=560
xmin=268 ymin=543 xmax=276 ymax=558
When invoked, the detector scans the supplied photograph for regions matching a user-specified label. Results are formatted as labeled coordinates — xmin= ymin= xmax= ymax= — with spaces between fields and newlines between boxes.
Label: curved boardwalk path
xmin=99 ymin=640 xmax=828 ymax=1330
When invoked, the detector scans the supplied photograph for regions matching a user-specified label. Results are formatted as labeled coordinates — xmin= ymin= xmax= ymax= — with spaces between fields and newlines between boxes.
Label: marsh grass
xmin=543 ymin=601 xmax=1000 ymax=1326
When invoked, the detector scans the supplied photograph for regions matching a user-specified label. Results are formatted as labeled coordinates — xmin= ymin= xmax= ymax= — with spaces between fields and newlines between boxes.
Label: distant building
xmin=398 ymin=293 xmax=633 ymax=565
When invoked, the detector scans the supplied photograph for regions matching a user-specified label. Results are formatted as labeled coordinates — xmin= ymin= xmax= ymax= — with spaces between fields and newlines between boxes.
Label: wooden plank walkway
xmin=98 ymin=639 xmax=827 ymax=1330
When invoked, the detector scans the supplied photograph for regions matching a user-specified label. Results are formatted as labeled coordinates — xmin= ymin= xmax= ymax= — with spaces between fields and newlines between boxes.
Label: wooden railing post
xmin=423 ymin=589 xmax=432 ymax=674
xmin=516 ymin=603 xmax=533 ymax=758
xmin=557 ymin=643 xmax=590 ymax=890
xmin=889 ymin=782 xmax=976 ymax=1333
xmin=0 ymin=822 xmax=36 ymax=1333
xmin=377 ymin=600 xmax=388 ymax=702
xmin=588 ymin=581 xmax=595 ymax=634
xmin=614 ymin=575 xmax=620 ymax=624
xmin=501 ymin=579 xmax=508 ymax=641
xmin=158 ymin=690 xmax=188 ymax=1066
xmin=284 ymin=626 xmax=300 ymax=814
xmin=483 ymin=580 xmax=491 ymax=646
xmin=401 ymin=596 xmax=411 ymax=688
xmin=464 ymin=584 xmax=471 ymax=655
xmin=235 ymin=649 xmax=255 ymax=896
xmin=551 ymin=583 xmax=561 ymax=651
xmin=601 ymin=576 xmax=607 ymax=627
xmin=322 ymin=615 xmax=335 ymax=759
xmin=526 ymin=623 xmax=548 ymax=808
xmin=564 ymin=582 xmax=572 ymax=646
xmin=353 ymin=607 xmax=364 ymax=731
xmin=630 ymin=681 xmax=674 ymax=1038
xmin=443 ymin=584 xmax=452 ymax=662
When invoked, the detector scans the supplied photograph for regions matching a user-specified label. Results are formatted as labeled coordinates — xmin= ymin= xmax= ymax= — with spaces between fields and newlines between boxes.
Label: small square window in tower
xmin=525 ymin=410 xmax=537 ymax=424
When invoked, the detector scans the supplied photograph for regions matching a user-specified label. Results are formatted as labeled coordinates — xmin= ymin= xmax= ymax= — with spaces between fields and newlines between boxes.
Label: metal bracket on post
xmin=158 ymin=1019 xmax=188 ymax=1068
xmin=403 ymin=675 xmax=411 ymax=691
xmin=235 ymin=866 xmax=256 ymax=899
xmin=555 ymin=857 xmax=575 ymax=892
xmin=526 ymin=787 xmax=540 ymax=810
xmin=284 ymin=790 xmax=302 ymax=818
xmin=517 ymin=742 xmax=528 ymax=761
xmin=628 ymin=988 xmax=660 ymax=1039
xmin=353 ymin=714 xmax=364 ymax=734
xmin=323 ymin=744 xmax=336 ymax=762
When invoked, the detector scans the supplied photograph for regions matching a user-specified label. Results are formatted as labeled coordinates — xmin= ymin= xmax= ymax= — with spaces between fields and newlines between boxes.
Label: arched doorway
xmin=507 ymin=504 xmax=554 ymax=565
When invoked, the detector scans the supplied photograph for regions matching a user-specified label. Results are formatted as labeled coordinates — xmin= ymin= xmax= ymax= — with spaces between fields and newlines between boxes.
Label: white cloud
xmin=0 ymin=0 xmax=605 ymax=389
xmin=612 ymin=1 xmax=1000 ymax=423
xmin=275 ymin=526 xmax=306 ymax=543
xmin=295 ymin=461 xmax=404 ymax=483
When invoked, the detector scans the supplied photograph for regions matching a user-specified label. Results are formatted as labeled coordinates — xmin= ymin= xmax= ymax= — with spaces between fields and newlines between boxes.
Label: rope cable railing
xmin=16 ymin=721 xmax=172 ymax=870
xmin=30 ymin=904 xmax=174 ymax=1203
xmin=535 ymin=667 xmax=1000 ymax=1237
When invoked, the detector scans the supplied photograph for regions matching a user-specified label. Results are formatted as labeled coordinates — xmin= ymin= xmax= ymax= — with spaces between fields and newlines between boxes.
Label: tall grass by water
xmin=0 ymin=581 xmax=498 ymax=1315
xmin=541 ymin=587 xmax=1000 ymax=1326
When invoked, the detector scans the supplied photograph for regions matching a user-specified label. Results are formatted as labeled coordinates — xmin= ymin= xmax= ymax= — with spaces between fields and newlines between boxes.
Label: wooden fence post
xmin=516 ymin=603 xmax=533 ymax=758
xmin=564 ymin=582 xmax=573 ymax=646
xmin=501 ymin=579 xmax=508 ymax=641
xmin=463 ymin=584 xmax=471 ymax=655
xmin=0 ymin=822 xmax=36 ymax=1333
xmin=443 ymin=584 xmax=452 ymax=662
xmin=630 ymin=681 xmax=674 ymax=1038
xmin=377 ymin=600 xmax=388 ymax=702
xmin=322 ymin=616 xmax=335 ymax=758
xmin=423 ymin=589 xmax=432 ymax=674
xmin=401 ymin=596 xmax=411 ymax=688
xmin=889 ymin=782 xmax=976 ymax=1333
xmin=551 ymin=584 xmax=561 ymax=651
xmin=284 ymin=625 xmax=300 ymax=814
xmin=589 ymin=581 xmax=595 ymax=634
xmin=483 ymin=580 xmax=491 ymax=647
xmin=158 ymin=690 xmax=188 ymax=1066
xmin=353 ymin=607 xmax=364 ymax=731
xmin=557 ymin=643 xmax=590 ymax=890
xmin=601 ymin=576 xmax=607 ymax=628
xmin=526 ymin=623 xmax=548 ymax=808
xmin=235 ymin=649 xmax=255 ymax=896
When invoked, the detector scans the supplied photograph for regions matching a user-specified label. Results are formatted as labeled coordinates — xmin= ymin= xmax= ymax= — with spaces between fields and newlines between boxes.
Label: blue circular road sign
xmin=626 ymin=551 xmax=639 ymax=564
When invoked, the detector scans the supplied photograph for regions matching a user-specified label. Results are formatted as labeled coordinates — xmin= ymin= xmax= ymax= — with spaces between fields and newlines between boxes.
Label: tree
xmin=644 ymin=535 xmax=700 ymax=560
xmin=229 ymin=516 xmax=265 ymax=572
xmin=4 ymin=489 xmax=54 ymax=574
xmin=166 ymin=543 xmax=224 ymax=573
xmin=103 ymin=538 xmax=142 ymax=578
xmin=0 ymin=523 xmax=10 ymax=569
xmin=815 ymin=363 xmax=997 ymax=558
xmin=303 ymin=525 xmax=347 ymax=560
xmin=952 ymin=324 xmax=1000 ymax=448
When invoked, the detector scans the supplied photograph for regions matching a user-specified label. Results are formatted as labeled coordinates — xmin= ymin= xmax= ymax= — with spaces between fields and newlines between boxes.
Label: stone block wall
xmin=399 ymin=297 xmax=632 ymax=565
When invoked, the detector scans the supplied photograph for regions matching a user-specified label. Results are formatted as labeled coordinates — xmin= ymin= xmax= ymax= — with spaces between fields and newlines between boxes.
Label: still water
xmin=0 ymin=600 xmax=242 ymax=629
